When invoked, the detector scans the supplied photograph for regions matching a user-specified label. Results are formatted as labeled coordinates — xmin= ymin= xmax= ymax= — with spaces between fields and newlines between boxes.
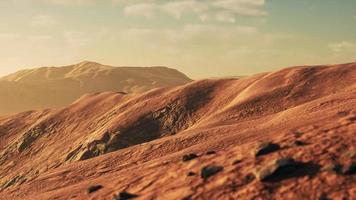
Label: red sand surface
xmin=0 ymin=62 xmax=355 ymax=200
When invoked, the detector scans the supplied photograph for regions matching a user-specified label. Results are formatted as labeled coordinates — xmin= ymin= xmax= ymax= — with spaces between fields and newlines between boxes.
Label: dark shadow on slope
xmin=262 ymin=162 xmax=320 ymax=182
xmin=79 ymin=83 xmax=215 ymax=160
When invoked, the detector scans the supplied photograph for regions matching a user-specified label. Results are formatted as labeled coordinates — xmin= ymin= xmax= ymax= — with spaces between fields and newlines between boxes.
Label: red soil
xmin=0 ymin=62 xmax=355 ymax=200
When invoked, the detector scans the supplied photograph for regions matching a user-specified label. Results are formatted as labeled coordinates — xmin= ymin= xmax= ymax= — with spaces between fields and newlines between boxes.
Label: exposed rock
xmin=201 ymin=165 xmax=223 ymax=180
xmin=243 ymin=173 xmax=256 ymax=184
xmin=206 ymin=151 xmax=216 ymax=155
xmin=232 ymin=159 xmax=242 ymax=165
xmin=0 ymin=175 xmax=26 ymax=191
xmin=321 ymin=163 xmax=341 ymax=173
xmin=253 ymin=142 xmax=281 ymax=157
xmin=291 ymin=140 xmax=307 ymax=147
xmin=79 ymin=133 xmax=112 ymax=161
xmin=339 ymin=115 xmax=356 ymax=125
xmin=0 ymin=126 xmax=6 ymax=137
xmin=87 ymin=185 xmax=103 ymax=194
xmin=343 ymin=149 xmax=356 ymax=159
xmin=254 ymin=157 xmax=299 ymax=181
xmin=318 ymin=193 xmax=330 ymax=200
xmin=113 ymin=192 xmax=138 ymax=200
xmin=341 ymin=161 xmax=356 ymax=175
xmin=17 ymin=128 xmax=43 ymax=153
xmin=65 ymin=145 xmax=83 ymax=162
xmin=293 ymin=130 xmax=305 ymax=138
xmin=187 ymin=172 xmax=196 ymax=176
xmin=81 ymin=90 xmax=212 ymax=161
xmin=182 ymin=153 xmax=199 ymax=162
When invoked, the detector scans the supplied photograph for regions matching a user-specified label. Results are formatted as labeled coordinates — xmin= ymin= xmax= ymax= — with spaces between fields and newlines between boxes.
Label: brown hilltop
xmin=0 ymin=61 xmax=192 ymax=116
xmin=0 ymin=62 xmax=355 ymax=199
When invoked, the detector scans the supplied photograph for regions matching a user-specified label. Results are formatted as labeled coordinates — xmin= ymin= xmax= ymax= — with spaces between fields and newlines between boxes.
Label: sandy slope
xmin=0 ymin=62 xmax=355 ymax=200
xmin=0 ymin=61 xmax=191 ymax=116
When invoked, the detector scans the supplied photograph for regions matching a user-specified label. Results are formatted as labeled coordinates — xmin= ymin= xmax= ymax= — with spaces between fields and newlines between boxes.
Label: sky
xmin=0 ymin=0 xmax=355 ymax=79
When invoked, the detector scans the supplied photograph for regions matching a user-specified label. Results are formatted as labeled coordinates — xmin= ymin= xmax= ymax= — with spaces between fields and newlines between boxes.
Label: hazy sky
xmin=0 ymin=0 xmax=355 ymax=78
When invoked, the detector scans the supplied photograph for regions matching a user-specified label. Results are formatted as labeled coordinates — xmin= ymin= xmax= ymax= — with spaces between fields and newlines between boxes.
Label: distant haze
xmin=0 ymin=61 xmax=192 ymax=115
xmin=0 ymin=0 xmax=356 ymax=78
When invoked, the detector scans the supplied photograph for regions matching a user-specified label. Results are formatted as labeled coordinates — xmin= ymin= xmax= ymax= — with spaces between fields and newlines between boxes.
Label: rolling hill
xmin=0 ymin=61 xmax=192 ymax=116
xmin=0 ymin=62 xmax=355 ymax=199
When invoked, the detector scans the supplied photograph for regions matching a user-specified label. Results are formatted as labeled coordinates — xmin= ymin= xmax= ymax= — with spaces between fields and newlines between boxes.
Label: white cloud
xmin=122 ymin=24 xmax=259 ymax=46
xmin=112 ymin=0 xmax=156 ymax=5
xmin=28 ymin=0 xmax=268 ymax=19
xmin=123 ymin=3 xmax=158 ymax=18
xmin=40 ymin=0 xmax=97 ymax=5
xmin=118 ymin=0 xmax=267 ymax=20
xmin=0 ymin=33 xmax=53 ymax=42
xmin=0 ymin=33 xmax=21 ymax=41
xmin=199 ymin=12 xmax=236 ymax=23
xmin=64 ymin=31 xmax=92 ymax=47
xmin=213 ymin=0 xmax=267 ymax=17
xmin=30 ymin=15 xmax=56 ymax=27
xmin=22 ymin=0 xmax=267 ymax=22
xmin=327 ymin=41 xmax=356 ymax=63
xmin=215 ymin=11 xmax=236 ymax=23
xmin=199 ymin=13 xmax=211 ymax=22
xmin=329 ymin=41 xmax=356 ymax=53
xmin=162 ymin=1 xmax=209 ymax=19
xmin=5 ymin=0 xmax=100 ymax=6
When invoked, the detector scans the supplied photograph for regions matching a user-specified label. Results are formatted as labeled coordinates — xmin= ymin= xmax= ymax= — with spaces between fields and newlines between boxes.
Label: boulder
xmin=87 ymin=185 xmax=103 ymax=194
xmin=113 ymin=192 xmax=138 ymax=200
xmin=206 ymin=151 xmax=216 ymax=155
xmin=341 ymin=161 xmax=356 ymax=175
xmin=254 ymin=157 xmax=298 ymax=181
xmin=201 ymin=165 xmax=223 ymax=180
xmin=182 ymin=153 xmax=199 ymax=162
xmin=253 ymin=142 xmax=280 ymax=157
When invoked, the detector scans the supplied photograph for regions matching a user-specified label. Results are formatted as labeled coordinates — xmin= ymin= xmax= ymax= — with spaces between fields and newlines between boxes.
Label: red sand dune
xmin=0 ymin=62 xmax=355 ymax=200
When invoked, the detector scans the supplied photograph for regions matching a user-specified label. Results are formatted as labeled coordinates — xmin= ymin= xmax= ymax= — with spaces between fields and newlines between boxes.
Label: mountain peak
xmin=68 ymin=61 xmax=112 ymax=76
xmin=76 ymin=60 xmax=101 ymax=66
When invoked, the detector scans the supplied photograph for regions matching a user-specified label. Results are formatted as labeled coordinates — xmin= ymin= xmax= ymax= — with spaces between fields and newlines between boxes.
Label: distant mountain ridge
xmin=0 ymin=61 xmax=192 ymax=115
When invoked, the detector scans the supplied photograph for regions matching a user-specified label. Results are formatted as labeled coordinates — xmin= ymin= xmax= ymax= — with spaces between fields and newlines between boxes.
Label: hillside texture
xmin=0 ymin=63 xmax=355 ymax=200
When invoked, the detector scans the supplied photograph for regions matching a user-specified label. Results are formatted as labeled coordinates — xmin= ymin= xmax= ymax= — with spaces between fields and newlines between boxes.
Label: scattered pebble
xmin=343 ymin=149 xmax=356 ymax=159
xmin=201 ymin=165 xmax=223 ymax=180
xmin=253 ymin=142 xmax=281 ymax=157
xmin=294 ymin=131 xmax=304 ymax=137
xmin=318 ymin=193 xmax=330 ymax=200
xmin=341 ymin=161 xmax=356 ymax=175
xmin=339 ymin=116 xmax=356 ymax=125
xmin=187 ymin=172 xmax=197 ymax=176
xmin=321 ymin=160 xmax=355 ymax=175
xmin=87 ymin=185 xmax=103 ymax=194
xmin=206 ymin=151 xmax=216 ymax=155
xmin=182 ymin=153 xmax=199 ymax=162
xmin=113 ymin=192 xmax=138 ymax=200
xmin=232 ymin=159 xmax=242 ymax=165
xmin=345 ymin=116 xmax=356 ymax=122
xmin=291 ymin=140 xmax=307 ymax=147
xmin=321 ymin=163 xmax=341 ymax=173
xmin=243 ymin=173 xmax=255 ymax=184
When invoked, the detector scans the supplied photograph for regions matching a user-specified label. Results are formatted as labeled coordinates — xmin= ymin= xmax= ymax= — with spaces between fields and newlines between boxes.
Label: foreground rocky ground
xmin=0 ymin=63 xmax=355 ymax=199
